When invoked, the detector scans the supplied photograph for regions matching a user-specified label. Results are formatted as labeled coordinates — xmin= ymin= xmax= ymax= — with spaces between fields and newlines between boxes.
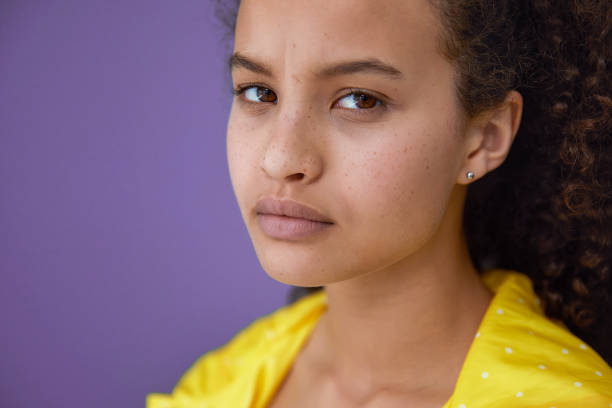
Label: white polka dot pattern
xmin=440 ymin=271 xmax=612 ymax=408
xmin=145 ymin=270 xmax=612 ymax=408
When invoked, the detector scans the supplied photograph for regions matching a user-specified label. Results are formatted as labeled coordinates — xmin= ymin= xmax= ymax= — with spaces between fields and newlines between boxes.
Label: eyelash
xmin=231 ymin=85 xmax=386 ymax=115
xmin=232 ymin=85 xmax=278 ymax=104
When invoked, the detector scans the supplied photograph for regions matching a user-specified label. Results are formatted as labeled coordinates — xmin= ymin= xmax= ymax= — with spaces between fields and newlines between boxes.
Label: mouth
xmin=254 ymin=197 xmax=334 ymax=240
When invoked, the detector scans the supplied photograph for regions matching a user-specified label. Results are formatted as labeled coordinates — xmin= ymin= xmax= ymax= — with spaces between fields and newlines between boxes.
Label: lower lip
xmin=257 ymin=214 xmax=334 ymax=240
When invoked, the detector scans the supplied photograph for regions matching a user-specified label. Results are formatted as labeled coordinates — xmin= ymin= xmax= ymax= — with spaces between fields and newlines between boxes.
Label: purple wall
xmin=0 ymin=1 xmax=289 ymax=407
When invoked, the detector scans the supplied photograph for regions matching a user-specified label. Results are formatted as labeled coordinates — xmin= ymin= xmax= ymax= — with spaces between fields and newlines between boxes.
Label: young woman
xmin=148 ymin=0 xmax=612 ymax=406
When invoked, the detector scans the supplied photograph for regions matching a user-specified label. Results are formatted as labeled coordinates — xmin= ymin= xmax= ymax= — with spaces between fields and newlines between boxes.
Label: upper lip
xmin=255 ymin=197 xmax=334 ymax=223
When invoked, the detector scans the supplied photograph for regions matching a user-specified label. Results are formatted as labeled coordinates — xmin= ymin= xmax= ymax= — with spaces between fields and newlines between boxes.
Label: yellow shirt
xmin=147 ymin=270 xmax=612 ymax=407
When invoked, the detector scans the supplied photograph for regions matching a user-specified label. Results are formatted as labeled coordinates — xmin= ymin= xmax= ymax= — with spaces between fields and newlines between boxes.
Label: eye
xmin=233 ymin=85 xmax=278 ymax=103
xmin=335 ymin=91 xmax=382 ymax=110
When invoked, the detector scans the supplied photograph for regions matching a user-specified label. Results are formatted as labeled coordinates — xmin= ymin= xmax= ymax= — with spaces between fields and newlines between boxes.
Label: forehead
xmin=234 ymin=0 xmax=444 ymax=78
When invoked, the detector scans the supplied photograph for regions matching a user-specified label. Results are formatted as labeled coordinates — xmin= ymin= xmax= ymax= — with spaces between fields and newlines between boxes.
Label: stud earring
xmin=466 ymin=171 xmax=475 ymax=180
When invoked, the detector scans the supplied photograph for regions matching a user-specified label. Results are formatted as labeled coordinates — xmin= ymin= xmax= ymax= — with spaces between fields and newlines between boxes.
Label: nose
xmin=261 ymin=108 xmax=324 ymax=184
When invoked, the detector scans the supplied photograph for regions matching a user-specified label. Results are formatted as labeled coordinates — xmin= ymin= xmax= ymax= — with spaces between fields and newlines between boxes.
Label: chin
xmin=259 ymin=257 xmax=331 ymax=287
xmin=265 ymin=270 xmax=325 ymax=287
xmin=253 ymin=244 xmax=352 ymax=287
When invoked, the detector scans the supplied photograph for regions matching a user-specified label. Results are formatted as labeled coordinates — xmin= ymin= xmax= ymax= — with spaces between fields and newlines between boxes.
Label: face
xmin=227 ymin=0 xmax=470 ymax=287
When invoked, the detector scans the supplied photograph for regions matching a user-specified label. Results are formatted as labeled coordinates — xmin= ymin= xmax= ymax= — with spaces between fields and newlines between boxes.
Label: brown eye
xmin=236 ymin=86 xmax=278 ymax=103
xmin=354 ymin=93 xmax=377 ymax=109
xmin=257 ymin=87 xmax=277 ymax=103
xmin=336 ymin=91 xmax=382 ymax=110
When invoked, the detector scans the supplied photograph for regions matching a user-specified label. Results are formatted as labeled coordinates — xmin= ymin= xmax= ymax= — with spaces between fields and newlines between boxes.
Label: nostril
xmin=287 ymin=173 xmax=305 ymax=181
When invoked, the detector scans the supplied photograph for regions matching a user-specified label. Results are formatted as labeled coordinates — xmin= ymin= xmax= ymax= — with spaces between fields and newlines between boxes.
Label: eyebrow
xmin=229 ymin=52 xmax=404 ymax=80
xmin=316 ymin=59 xmax=403 ymax=79
xmin=229 ymin=53 xmax=273 ymax=76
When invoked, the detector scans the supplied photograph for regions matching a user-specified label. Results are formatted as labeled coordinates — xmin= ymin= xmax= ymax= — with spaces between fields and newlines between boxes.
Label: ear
xmin=456 ymin=90 xmax=523 ymax=184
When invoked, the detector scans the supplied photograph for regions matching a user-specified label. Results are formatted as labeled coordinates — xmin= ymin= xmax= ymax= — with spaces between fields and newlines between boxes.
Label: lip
xmin=255 ymin=197 xmax=334 ymax=223
xmin=254 ymin=197 xmax=335 ymax=240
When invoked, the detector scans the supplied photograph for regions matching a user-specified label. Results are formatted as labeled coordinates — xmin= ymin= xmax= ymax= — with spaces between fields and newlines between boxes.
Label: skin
xmin=227 ymin=0 xmax=523 ymax=406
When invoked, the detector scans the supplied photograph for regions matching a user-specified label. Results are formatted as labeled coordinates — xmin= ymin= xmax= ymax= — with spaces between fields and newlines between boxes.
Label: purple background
xmin=0 ymin=1 xmax=290 ymax=407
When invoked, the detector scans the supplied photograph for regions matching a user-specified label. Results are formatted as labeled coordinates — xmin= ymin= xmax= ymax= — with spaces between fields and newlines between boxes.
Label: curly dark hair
xmin=216 ymin=0 xmax=612 ymax=364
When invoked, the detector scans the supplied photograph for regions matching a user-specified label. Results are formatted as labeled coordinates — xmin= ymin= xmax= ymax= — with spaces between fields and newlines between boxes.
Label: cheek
xmin=226 ymin=110 xmax=261 ymax=209
xmin=351 ymin=148 xmax=442 ymax=221
xmin=337 ymin=122 xmax=462 ymax=252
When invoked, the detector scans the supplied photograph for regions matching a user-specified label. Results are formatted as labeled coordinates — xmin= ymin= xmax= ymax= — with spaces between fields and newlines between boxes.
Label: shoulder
xmin=449 ymin=269 xmax=612 ymax=407
xmin=146 ymin=290 xmax=327 ymax=408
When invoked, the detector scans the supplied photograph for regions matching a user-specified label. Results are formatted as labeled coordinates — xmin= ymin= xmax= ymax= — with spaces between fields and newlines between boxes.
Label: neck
xmin=305 ymin=187 xmax=494 ymax=400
